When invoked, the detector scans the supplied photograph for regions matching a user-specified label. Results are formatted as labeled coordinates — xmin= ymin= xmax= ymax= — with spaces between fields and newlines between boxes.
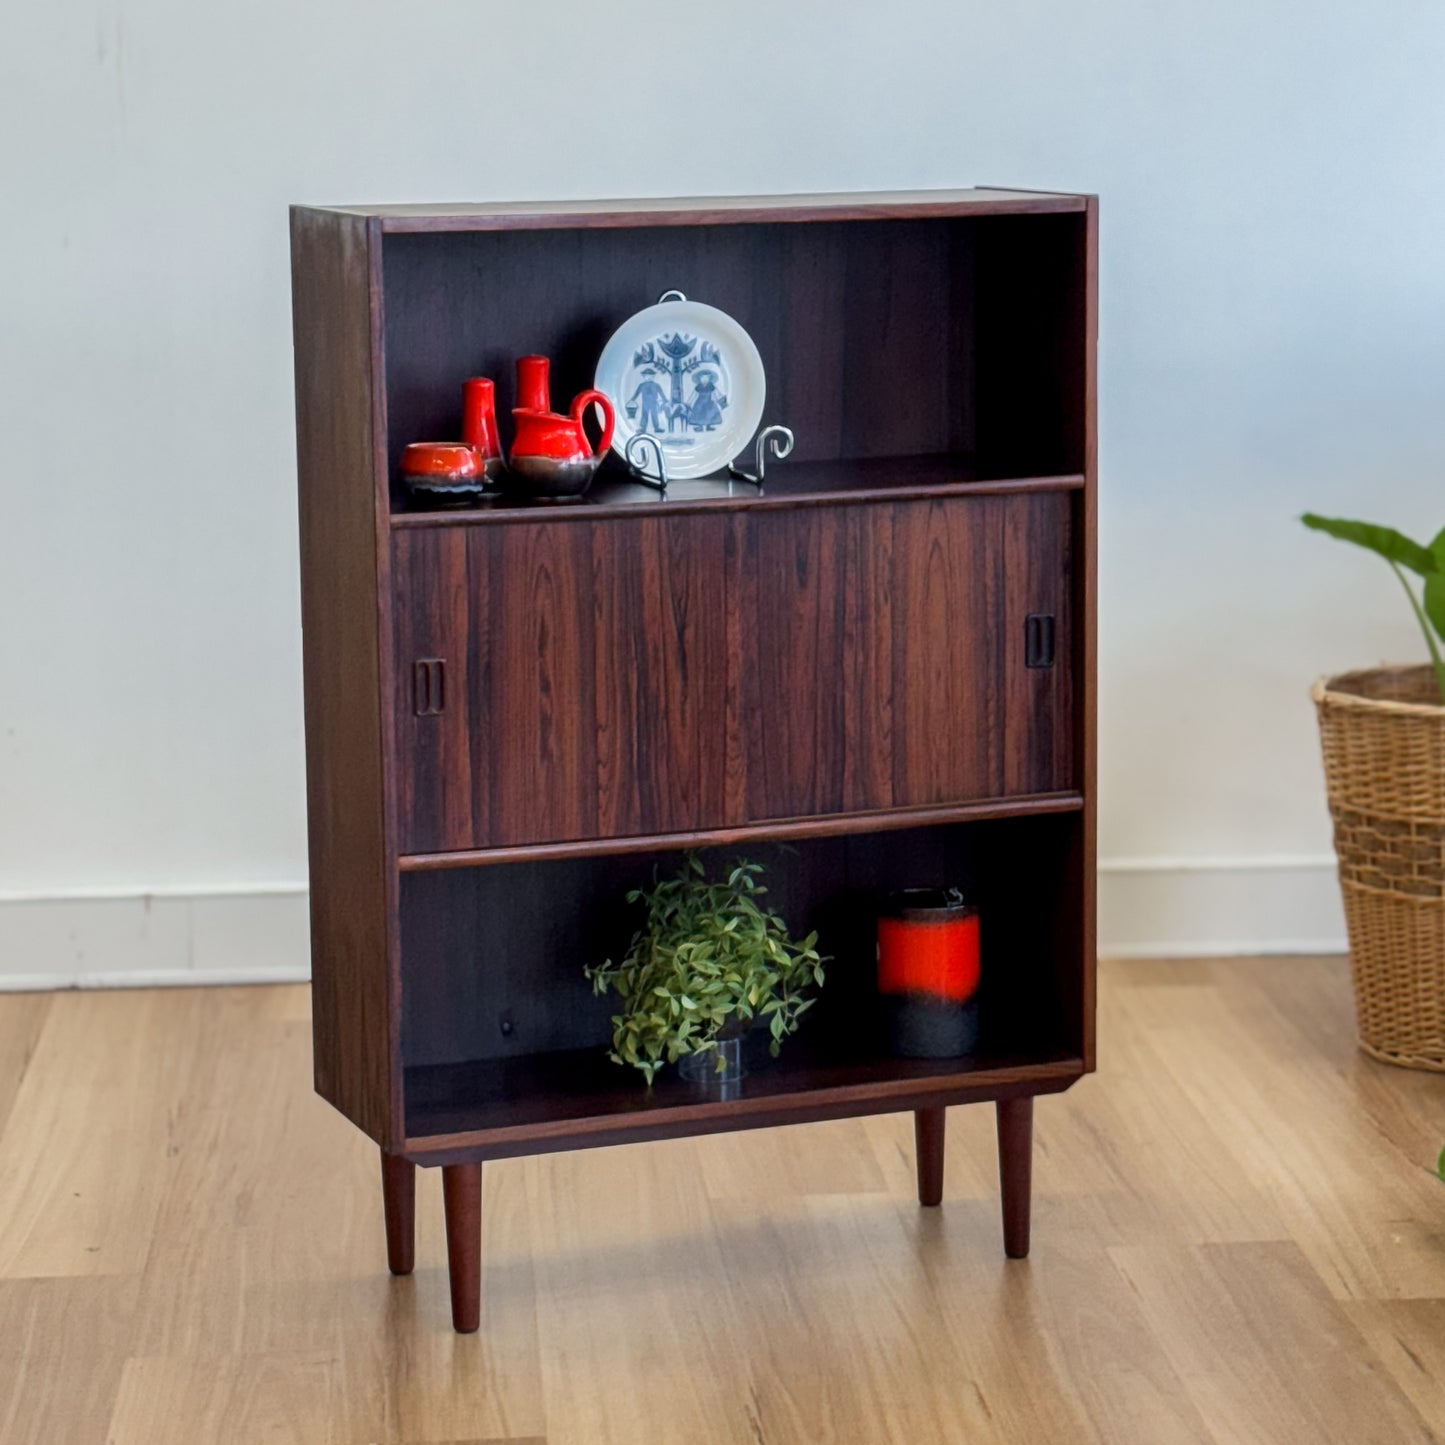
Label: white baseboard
xmin=0 ymin=887 xmax=312 ymax=991
xmin=1098 ymin=855 xmax=1346 ymax=959
xmin=0 ymin=856 xmax=1350 ymax=991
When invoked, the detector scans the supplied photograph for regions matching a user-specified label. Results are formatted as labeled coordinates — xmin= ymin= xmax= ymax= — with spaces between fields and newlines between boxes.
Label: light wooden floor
xmin=1 ymin=958 xmax=1443 ymax=1444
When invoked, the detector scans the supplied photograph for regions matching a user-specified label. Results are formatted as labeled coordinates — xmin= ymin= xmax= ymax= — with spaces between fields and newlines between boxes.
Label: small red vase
xmin=515 ymin=355 xmax=551 ymax=413
xmin=460 ymin=377 xmax=503 ymax=484
xmin=877 ymin=888 xmax=980 ymax=1058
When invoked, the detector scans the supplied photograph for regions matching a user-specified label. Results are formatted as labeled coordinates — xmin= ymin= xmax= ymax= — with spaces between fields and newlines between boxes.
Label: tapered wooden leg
xmin=996 ymin=1095 xmax=1033 ymax=1258
xmin=914 ymin=1106 xmax=946 ymax=1206
xmin=380 ymin=1151 xmax=416 ymax=1276
xmin=442 ymin=1162 xmax=482 ymax=1333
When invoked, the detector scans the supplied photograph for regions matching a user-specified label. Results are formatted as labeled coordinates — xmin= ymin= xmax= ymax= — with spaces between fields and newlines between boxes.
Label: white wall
xmin=3 ymin=0 xmax=1443 ymax=982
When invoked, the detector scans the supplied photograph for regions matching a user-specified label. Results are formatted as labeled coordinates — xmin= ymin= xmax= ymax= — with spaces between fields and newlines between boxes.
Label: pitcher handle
xmin=570 ymin=389 xmax=615 ymax=459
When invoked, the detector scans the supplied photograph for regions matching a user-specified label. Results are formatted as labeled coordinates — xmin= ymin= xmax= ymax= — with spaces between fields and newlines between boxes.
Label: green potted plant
xmin=1302 ymin=513 xmax=1445 ymax=1072
xmin=585 ymin=854 xmax=827 ymax=1086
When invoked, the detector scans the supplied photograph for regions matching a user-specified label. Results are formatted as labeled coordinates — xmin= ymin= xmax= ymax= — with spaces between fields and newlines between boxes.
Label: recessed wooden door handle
xmin=1024 ymin=615 xmax=1055 ymax=669
xmin=413 ymin=658 xmax=446 ymax=715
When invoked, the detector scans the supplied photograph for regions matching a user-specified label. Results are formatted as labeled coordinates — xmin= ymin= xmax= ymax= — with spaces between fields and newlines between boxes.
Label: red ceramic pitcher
xmin=509 ymin=390 xmax=615 ymax=498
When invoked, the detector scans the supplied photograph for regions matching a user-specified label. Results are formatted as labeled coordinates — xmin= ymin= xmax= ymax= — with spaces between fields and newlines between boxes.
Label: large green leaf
xmin=1425 ymin=526 xmax=1445 ymax=645
xmin=1301 ymin=514 xmax=1437 ymax=576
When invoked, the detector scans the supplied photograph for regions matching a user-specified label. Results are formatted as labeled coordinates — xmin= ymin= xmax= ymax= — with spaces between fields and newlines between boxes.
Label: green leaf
xmin=1425 ymin=526 xmax=1445 ymax=648
xmin=1302 ymin=513 xmax=1437 ymax=575
xmin=1387 ymin=561 xmax=1445 ymax=704
xmin=1437 ymin=1141 xmax=1445 ymax=1183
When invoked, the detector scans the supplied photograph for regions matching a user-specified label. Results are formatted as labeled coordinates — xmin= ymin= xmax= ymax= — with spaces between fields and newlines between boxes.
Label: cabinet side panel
xmin=1078 ymin=199 xmax=1099 ymax=1069
xmin=291 ymin=208 xmax=395 ymax=1144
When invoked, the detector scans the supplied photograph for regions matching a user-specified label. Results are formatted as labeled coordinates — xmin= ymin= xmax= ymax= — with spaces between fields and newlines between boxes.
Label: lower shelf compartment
xmin=397 ymin=811 xmax=1090 ymax=1159
xmin=402 ymin=1039 xmax=1084 ymax=1159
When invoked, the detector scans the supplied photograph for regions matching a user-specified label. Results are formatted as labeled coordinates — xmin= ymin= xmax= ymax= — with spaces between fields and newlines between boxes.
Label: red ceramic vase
xmin=515 ymin=355 xmax=552 ymax=413
xmin=460 ymin=377 xmax=503 ymax=482
xmin=877 ymin=888 xmax=980 ymax=1058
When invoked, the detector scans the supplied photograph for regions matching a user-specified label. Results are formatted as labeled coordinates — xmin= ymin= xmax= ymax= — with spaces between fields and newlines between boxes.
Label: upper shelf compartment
xmin=379 ymin=202 xmax=1092 ymax=516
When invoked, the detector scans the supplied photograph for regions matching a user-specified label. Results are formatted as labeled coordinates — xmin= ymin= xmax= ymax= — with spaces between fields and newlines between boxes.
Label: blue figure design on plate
xmin=627 ymin=368 xmax=670 ymax=434
xmin=629 ymin=333 xmax=729 ymax=448
xmin=687 ymin=369 xmax=726 ymax=430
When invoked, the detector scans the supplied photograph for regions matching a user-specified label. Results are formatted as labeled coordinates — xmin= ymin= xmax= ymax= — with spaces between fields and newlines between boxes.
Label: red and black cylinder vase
xmin=877 ymin=888 xmax=980 ymax=1058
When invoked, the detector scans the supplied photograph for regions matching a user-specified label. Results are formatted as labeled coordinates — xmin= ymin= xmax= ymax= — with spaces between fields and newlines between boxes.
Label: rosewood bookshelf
xmin=290 ymin=188 xmax=1097 ymax=1332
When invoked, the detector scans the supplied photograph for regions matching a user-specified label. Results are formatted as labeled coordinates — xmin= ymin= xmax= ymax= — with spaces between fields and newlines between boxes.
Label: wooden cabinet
xmin=292 ymin=188 xmax=1097 ymax=1332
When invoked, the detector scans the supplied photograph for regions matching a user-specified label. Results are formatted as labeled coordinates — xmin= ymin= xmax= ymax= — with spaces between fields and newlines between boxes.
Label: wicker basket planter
xmin=1314 ymin=664 xmax=1445 ymax=1070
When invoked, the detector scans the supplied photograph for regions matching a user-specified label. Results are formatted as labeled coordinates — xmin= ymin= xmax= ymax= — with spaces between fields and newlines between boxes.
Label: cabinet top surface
xmin=294 ymin=187 xmax=1090 ymax=233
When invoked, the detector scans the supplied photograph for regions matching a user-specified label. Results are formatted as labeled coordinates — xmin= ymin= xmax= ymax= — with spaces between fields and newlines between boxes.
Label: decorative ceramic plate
xmin=594 ymin=294 xmax=765 ymax=481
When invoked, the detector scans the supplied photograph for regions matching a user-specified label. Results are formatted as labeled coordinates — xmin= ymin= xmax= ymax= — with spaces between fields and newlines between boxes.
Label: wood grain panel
xmin=739 ymin=493 xmax=1073 ymax=823
xmin=592 ymin=516 xmax=730 ymax=837
xmin=290 ymin=207 xmax=396 ymax=1145
xmin=887 ymin=496 xmax=999 ymax=804
xmin=841 ymin=502 xmax=897 ymax=810
xmin=491 ymin=522 xmax=599 ymax=844
xmin=393 ymin=528 xmax=479 ymax=851
xmin=395 ymin=518 xmax=729 ymax=850
xmin=1001 ymin=489 xmax=1075 ymax=795
xmin=735 ymin=508 xmax=849 ymax=820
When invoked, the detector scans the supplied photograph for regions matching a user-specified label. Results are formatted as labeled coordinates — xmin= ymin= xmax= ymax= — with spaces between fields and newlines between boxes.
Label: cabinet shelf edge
xmin=396 ymin=792 xmax=1086 ymax=872
xmin=399 ymin=1058 xmax=1086 ymax=1163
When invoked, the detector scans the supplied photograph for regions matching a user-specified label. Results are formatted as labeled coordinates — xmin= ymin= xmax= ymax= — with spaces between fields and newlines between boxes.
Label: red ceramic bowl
xmin=400 ymin=442 xmax=484 ymax=481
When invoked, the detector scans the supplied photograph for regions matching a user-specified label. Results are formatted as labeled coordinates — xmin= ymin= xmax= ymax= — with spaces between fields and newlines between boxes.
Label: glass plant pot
xmin=679 ymin=1035 xmax=747 ymax=1089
